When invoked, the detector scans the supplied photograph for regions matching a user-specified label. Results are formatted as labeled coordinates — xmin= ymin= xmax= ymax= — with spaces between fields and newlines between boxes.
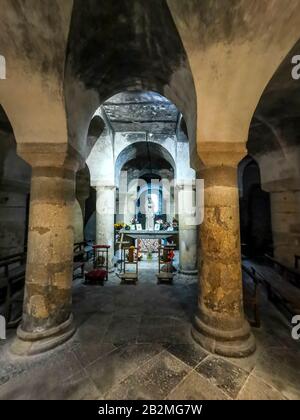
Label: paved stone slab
xmin=106 ymin=351 xmax=191 ymax=400
xmin=86 ymin=343 xmax=163 ymax=396
xmin=196 ymin=356 xmax=249 ymax=399
xmin=237 ymin=374 xmax=286 ymax=400
xmin=166 ymin=343 xmax=208 ymax=368
xmin=167 ymin=371 xmax=229 ymax=400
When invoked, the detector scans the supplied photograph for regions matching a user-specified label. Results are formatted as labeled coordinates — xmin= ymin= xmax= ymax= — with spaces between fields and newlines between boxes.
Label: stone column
xmin=96 ymin=185 xmax=115 ymax=271
xmin=269 ymin=186 xmax=300 ymax=268
xmin=177 ymin=184 xmax=198 ymax=275
xmin=11 ymin=145 xmax=80 ymax=356
xmin=192 ymin=144 xmax=255 ymax=358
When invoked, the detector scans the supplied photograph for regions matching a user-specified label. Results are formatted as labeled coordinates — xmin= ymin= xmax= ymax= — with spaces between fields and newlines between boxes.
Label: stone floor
xmin=0 ymin=256 xmax=300 ymax=400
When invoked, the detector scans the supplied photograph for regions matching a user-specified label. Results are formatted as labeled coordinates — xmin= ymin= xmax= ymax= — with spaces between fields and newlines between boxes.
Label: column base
xmin=10 ymin=314 xmax=76 ymax=357
xmin=178 ymin=269 xmax=198 ymax=276
xmin=192 ymin=314 xmax=256 ymax=358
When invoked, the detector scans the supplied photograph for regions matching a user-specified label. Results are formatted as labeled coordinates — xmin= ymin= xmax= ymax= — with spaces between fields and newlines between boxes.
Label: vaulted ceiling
xmin=102 ymin=92 xmax=179 ymax=135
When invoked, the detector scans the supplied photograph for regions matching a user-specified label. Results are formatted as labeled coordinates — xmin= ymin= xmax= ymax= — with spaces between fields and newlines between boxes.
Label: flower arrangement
xmin=114 ymin=222 xmax=128 ymax=231
xmin=114 ymin=222 xmax=124 ymax=230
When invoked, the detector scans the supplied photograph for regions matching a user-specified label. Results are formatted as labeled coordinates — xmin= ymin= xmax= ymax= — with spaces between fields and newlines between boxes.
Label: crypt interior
xmin=0 ymin=0 xmax=300 ymax=400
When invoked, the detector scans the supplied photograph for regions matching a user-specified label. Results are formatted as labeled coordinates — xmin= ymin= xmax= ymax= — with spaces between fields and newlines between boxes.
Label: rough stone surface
xmin=194 ymin=160 xmax=255 ymax=357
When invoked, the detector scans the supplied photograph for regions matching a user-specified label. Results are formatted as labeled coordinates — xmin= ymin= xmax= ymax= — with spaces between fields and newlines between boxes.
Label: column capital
xmin=198 ymin=142 xmax=247 ymax=168
xmin=175 ymin=180 xmax=196 ymax=191
xmin=94 ymin=184 xmax=116 ymax=191
xmin=17 ymin=143 xmax=82 ymax=171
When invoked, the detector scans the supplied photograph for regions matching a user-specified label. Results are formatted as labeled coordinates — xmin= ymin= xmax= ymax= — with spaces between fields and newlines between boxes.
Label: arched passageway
xmin=239 ymin=156 xmax=273 ymax=257
xmin=86 ymin=91 xmax=197 ymax=274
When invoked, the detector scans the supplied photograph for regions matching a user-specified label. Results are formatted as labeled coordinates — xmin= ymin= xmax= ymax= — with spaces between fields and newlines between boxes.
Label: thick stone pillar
xmin=269 ymin=187 xmax=300 ymax=267
xmin=177 ymin=184 xmax=198 ymax=275
xmin=192 ymin=144 xmax=255 ymax=358
xmin=11 ymin=145 xmax=79 ymax=356
xmin=96 ymin=185 xmax=115 ymax=271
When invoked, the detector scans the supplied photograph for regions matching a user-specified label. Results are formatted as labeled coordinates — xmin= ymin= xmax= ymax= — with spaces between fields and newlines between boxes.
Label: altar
xmin=120 ymin=229 xmax=178 ymax=240
xmin=119 ymin=229 xmax=178 ymax=254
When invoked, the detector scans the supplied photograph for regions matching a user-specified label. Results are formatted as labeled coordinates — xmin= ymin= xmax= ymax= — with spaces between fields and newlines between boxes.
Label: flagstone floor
xmin=0 ymin=258 xmax=300 ymax=400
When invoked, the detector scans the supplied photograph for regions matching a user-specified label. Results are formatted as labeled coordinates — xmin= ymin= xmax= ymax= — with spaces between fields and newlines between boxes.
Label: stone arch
xmin=64 ymin=0 xmax=197 ymax=166
xmin=238 ymin=155 xmax=260 ymax=198
xmin=115 ymin=141 xmax=176 ymax=188
xmin=239 ymin=155 xmax=272 ymax=256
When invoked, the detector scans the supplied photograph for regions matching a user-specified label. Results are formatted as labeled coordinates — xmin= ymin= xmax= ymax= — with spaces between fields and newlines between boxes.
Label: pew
xmin=264 ymin=254 xmax=300 ymax=288
xmin=251 ymin=260 xmax=300 ymax=320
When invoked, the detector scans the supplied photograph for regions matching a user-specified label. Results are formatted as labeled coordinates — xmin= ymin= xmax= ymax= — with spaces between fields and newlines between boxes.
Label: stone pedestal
xmin=177 ymin=185 xmax=198 ymax=275
xmin=11 ymin=145 xmax=79 ymax=356
xmin=192 ymin=145 xmax=255 ymax=358
xmin=96 ymin=185 xmax=115 ymax=271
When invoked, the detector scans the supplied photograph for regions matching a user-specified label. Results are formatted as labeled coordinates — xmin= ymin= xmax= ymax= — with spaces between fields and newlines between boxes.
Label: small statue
xmin=145 ymin=197 xmax=155 ymax=231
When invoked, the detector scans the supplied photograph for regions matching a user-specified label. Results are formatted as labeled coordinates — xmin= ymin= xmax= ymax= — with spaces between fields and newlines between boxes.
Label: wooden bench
xmin=0 ymin=252 xmax=26 ymax=328
xmin=251 ymin=262 xmax=300 ymax=319
xmin=265 ymin=254 xmax=300 ymax=288
xmin=242 ymin=264 xmax=261 ymax=328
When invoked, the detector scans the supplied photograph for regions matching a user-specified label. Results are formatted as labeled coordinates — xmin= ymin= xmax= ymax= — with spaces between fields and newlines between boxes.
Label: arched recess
xmin=64 ymin=0 xmax=197 ymax=169
xmin=238 ymin=156 xmax=272 ymax=256
xmin=245 ymin=38 xmax=300 ymax=266
xmin=245 ymin=34 xmax=300 ymax=191
xmin=115 ymin=141 xmax=176 ymax=187
xmin=0 ymin=105 xmax=31 ymax=257
xmin=115 ymin=141 xmax=176 ymax=226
